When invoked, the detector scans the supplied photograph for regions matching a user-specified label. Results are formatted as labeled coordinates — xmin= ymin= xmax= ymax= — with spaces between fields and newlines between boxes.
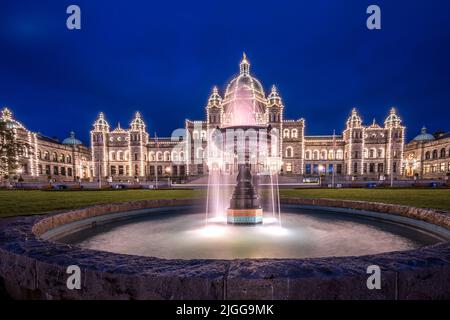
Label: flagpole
xmin=155 ymin=132 xmax=158 ymax=189
xmin=332 ymin=129 xmax=336 ymax=188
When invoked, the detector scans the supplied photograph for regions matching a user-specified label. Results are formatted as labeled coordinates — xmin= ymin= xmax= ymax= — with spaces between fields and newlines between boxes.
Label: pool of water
xmin=57 ymin=207 xmax=442 ymax=259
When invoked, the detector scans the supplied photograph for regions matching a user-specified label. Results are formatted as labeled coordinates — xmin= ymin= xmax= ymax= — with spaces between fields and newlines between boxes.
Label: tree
xmin=0 ymin=119 xmax=32 ymax=180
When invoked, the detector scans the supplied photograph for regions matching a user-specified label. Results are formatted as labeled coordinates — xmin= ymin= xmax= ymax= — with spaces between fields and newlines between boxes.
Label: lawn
xmin=0 ymin=189 xmax=204 ymax=218
xmin=0 ymin=188 xmax=449 ymax=218
xmin=280 ymin=188 xmax=450 ymax=212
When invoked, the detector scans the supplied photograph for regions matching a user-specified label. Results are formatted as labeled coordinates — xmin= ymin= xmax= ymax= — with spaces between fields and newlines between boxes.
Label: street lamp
xmin=165 ymin=166 xmax=172 ymax=187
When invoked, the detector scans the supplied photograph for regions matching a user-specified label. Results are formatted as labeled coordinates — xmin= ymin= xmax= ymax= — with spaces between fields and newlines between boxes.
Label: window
xmin=53 ymin=166 xmax=59 ymax=175
xmin=66 ymin=155 xmax=72 ymax=164
xmin=353 ymin=162 xmax=358 ymax=174
xmin=363 ymin=163 xmax=367 ymax=174
xmin=378 ymin=163 xmax=384 ymax=173
xmin=321 ymin=151 xmax=327 ymax=160
xmin=425 ymin=151 xmax=431 ymax=160
xmin=286 ymin=163 xmax=292 ymax=172
xmin=291 ymin=129 xmax=298 ymax=138
xmin=68 ymin=168 xmax=72 ymax=176
xmin=134 ymin=153 xmax=138 ymax=161
xmin=149 ymin=166 xmax=155 ymax=176
xmin=369 ymin=149 xmax=375 ymax=158
xmin=441 ymin=163 xmax=446 ymax=172
xmin=118 ymin=165 xmax=124 ymax=175
xmin=377 ymin=149 xmax=383 ymax=158
xmin=432 ymin=150 xmax=438 ymax=159
xmin=134 ymin=164 xmax=139 ymax=176
xmin=313 ymin=151 xmax=319 ymax=160
xmin=37 ymin=150 xmax=42 ymax=160
xmin=313 ymin=164 xmax=319 ymax=174
xmin=286 ymin=147 xmax=293 ymax=158
xmin=336 ymin=150 xmax=343 ymax=160
xmin=164 ymin=151 xmax=171 ymax=161
xmin=45 ymin=165 xmax=51 ymax=175
xmin=441 ymin=148 xmax=446 ymax=158
xmin=283 ymin=129 xmax=290 ymax=138
xmin=111 ymin=166 xmax=117 ymax=175
xmin=38 ymin=164 xmax=43 ymax=175
xmin=328 ymin=164 xmax=333 ymax=174
xmin=149 ymin=152 xmax=155 ymax=161
xmin=59 ymin=154 xmax=65 ymax=163
xmin=52 ymin=153 xmax=58 ymax=162
xmin=369 ymin=163 xmax=375 ymax=173
xmin=305 ymin=150 xmax=311 ymax=160
xmin=336 ymin=164 xmax=342 ymax=174
xmin=393 ymin=162 xmax=397 ymax=173
xmin=61 ymin=167 xmax=66 ymax=176
xmin=305 ymin=164 xmax=311 ymax=175
xmin=193 ymin=131 xmax=199 ymax=140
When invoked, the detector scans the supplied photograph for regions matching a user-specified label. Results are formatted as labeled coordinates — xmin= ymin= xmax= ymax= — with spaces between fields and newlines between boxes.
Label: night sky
xmin=1 ymin=0 xmax=450 ymax=144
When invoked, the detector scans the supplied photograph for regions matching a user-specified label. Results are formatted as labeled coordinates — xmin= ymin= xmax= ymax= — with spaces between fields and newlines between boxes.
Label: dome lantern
xmin=239 ymin=52 xmax=250 ymax=76
xmin=130 ymin=111 xmax=146 ymax=131
xmin=93 ymin=112 xmax=110 ymax=131
xmin=346 ymin=108 xmax=362 ymax=128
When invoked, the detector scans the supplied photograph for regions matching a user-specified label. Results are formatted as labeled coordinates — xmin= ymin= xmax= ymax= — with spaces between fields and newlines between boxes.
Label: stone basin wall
xmin=0 ymin=198 xmax=450 ymax=300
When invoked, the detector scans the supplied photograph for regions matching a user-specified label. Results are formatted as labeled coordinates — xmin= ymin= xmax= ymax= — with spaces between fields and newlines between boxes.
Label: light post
xmin=165 ymin=166 xmax=171 ymax=187
xmin=318 ymin=164 xmax=324 ymax=187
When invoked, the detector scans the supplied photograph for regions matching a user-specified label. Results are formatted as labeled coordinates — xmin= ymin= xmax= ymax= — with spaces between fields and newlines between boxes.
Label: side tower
xmin=384 ymin=107 xmax=405 ymax=179
xmin=129 ymin=112 xmax=148 ymax=179
xmin=343 ymin=108 xmax=364 ymax=177
xmin=91 ymin=112 xmax=110 ymax=179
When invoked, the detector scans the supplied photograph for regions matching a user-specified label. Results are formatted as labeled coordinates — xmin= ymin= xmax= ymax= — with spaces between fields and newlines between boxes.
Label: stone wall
xmin=1 ymin=198 xmax=450 ymax=300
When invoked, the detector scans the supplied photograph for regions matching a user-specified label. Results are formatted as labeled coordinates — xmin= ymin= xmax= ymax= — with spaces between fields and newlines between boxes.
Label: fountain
xmin=227 ymin=164 xmax=263 ymax=224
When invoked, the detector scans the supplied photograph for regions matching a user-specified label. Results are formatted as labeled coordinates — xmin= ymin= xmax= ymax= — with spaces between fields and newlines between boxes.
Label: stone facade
xmin=0 ymin=108 xmax=91 ymax=183
xmin=2 ymin=54 xmax=449 ymax=183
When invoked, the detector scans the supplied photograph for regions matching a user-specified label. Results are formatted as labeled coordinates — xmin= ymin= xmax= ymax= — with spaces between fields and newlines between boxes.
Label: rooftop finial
xmin=240 ymin=52 xmax=250 ymax=75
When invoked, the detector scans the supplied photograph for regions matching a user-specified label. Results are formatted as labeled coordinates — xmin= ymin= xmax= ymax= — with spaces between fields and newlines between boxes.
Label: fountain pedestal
xmin=227 ymin=165 xmax=263 ymax=224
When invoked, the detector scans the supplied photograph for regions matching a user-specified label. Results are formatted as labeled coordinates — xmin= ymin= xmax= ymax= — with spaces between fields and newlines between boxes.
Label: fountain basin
xmin=1 ymin=198 xmax=450 ymax=299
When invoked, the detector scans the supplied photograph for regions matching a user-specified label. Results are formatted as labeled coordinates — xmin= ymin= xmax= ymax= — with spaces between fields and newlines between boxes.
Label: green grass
xmin=0 ymin=189 xmax=204 ymax=218
xmin=0 ymin=188 xmax=449 ymax=218
xmin=280 ymin=188 xmax=450 ymax=212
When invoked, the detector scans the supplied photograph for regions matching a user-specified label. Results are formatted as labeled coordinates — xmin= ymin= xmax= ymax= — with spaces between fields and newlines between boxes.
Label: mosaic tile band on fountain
xmin=226 ymin=208 xmax=263 ymax=224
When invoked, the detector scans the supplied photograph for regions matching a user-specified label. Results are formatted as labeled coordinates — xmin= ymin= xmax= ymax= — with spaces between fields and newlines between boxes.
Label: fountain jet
xmin=227 ymin=164 xmax=263 ymax=224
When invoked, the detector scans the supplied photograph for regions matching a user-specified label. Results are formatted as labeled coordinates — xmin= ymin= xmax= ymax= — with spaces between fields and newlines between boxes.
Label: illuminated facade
xmin=4 ymin=54 xmax=449 ymax=183
xmin=0 ymin=108 xmax=91 ymax=182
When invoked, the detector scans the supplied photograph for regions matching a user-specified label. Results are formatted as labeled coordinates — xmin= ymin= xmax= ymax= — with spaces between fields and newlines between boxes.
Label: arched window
xmin=313 ymin=150 xmax=319 ymax=160
xmin=285 ymin=146 xmax=293 ymax=158
xmin=66 ymin=155 xmax=72 ymax=164
xmin=291 ymin=129 xmax=298 ymax=138
xmin=171 ymin=151 xmax=178 ymax=162
xmin=44 ymin=151 xmax=50 ymax=161
xmin=328 ymin=150 xmax=334 ymax=160
xmin=156 ymin=151 xmax=163 ymax=161
xmin=363 ymin=148 xmax=368 ymax=159
xmin=440 ymin=148 xmax=446 ymax=158
xmin=336 ymin=149 xmax=344 ymax=160
xmin=193 ymin=130 xmax=199 ymax=140
xmin=149 ymin=152 xmax=155 ymax=162
xmin=197 ymin=148 xmax=204 ymax=159
xmin=370 ymin=148 xmax=376 ymax=158
xmin=117 ymin=151 xmax=123 ymax=161
xmin=378 ymin=148 xmax=384 ymax=158
xmin=164 ymin=151 xmax=170 ymax=161
xmin=37 ymin=150 xmax=42 ymax=160
xmin=305 ymin=150 xmax=311 ymax=160
xmin=283 ymin=129 xmax=290 ymax=138
xmin=179 ymin=152 xmax=185 ymax=161
xmin=110 ymin=151 xmax=116 ymax=161
xmin=321 ymin=150 xmax=327 ymax=160
xmin=201 ymin=130 xmax=207 ymax=141
xmin=432 ymin=150 xmax=438 ymax=159
xmin=425 ymin=151 xmax=430 ymax=160
xmin=52 ymin=152 xmax=57 ymax=162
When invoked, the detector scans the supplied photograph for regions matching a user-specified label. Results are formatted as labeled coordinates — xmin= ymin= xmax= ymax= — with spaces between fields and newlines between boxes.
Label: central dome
xmin=222 ymin=53 xmax=267 ymax=127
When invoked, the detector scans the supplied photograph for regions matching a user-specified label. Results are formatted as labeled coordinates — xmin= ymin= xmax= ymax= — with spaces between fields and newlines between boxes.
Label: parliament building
xmin=2 ymin=54 xmax=449 ymax=183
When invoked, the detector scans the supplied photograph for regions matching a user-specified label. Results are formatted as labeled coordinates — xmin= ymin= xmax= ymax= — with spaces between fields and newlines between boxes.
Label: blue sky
xmin=1 ymin=0 xmax=450 ymax=143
